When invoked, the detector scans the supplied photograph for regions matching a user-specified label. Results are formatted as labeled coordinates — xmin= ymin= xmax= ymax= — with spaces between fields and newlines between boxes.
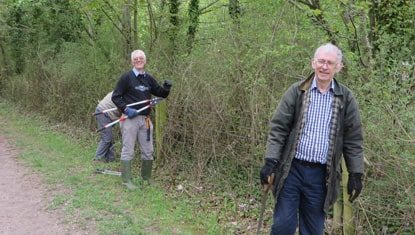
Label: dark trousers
xmin=95 ymin=109 xmax=115 ymax=161
xmin=271 ymin=160 xmax=327 ymax=235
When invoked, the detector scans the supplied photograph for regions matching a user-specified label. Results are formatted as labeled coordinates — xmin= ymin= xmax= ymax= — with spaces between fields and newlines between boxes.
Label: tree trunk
xmin=168 ymin=0 xmax=180 ymax=54
xmin=133 ymin=0 xmax=138 ymax=48
xmin=146 ymin=0 xmax=157 ymax=51
xmin=123 ymin=0 xmax=133 ymax=59
xmin=228 ymin=0 xmax=241 ymax=29
xmin=186 ymin=0 xmax=199 ymax=54
xmin=0 ymin=38 xmax=10 ymax=75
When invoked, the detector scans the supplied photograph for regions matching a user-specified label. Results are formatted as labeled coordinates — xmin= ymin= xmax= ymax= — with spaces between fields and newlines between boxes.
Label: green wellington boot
xmin=121 ymin=160 xmax=138 ymax=190
xmin=141 ymin=160 xmax=154 ymax=184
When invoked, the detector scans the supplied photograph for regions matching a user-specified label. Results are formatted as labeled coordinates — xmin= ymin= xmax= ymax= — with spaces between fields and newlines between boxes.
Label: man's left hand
xmin=347 ymin=172 xmax=363 ymax=202
xmin=163 ymin=80 xmax=172 ymax=90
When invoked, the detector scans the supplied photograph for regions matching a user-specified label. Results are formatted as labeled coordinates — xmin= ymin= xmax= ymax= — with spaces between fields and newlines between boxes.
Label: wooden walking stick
xmin=257 ymin=173 xmax=275 ymax=235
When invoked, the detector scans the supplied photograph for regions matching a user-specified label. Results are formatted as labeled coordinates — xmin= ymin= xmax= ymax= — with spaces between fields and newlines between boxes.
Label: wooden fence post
xmin=342 ymin=158 xmax=355 ymax=235
xmin=155 ymin=102 xmax=167 ymax=160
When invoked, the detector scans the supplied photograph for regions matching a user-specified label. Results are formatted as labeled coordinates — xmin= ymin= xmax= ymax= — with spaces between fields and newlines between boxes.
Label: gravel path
xmin=0 ymin=135 xmax=93 ymax=235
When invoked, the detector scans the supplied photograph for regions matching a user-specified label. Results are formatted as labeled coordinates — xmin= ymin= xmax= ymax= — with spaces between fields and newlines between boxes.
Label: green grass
xmin=0 ymin=101 xmax=220 ymax=235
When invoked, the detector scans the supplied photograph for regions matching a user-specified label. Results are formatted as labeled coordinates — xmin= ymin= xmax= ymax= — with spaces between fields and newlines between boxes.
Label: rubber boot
xmin=141 ymin=160 xmax=154 ymax=184
xmin=121 ymin=160 xmax=137 ymax=190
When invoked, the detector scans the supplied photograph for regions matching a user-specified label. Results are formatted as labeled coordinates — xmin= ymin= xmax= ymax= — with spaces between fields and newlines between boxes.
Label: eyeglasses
xmin=133 ymin=57 xmax=145 ymax=61
xmin=315 ymin=59 xmax=337 ymax=68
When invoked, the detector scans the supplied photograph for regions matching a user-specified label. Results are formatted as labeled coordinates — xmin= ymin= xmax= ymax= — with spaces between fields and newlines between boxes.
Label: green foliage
xmin=352 ymin=63 xmax=415 ymax=233
xmin=0 ymin=0 xmax=414 ymax=233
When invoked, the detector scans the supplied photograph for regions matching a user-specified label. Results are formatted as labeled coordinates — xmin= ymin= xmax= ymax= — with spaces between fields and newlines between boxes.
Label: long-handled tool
xmin=96 ymin=98 xmax=164 ymax=132
xmin=92 ymin=97 xmax=163 ymax=116
xmin=95 ymin=168 xmax=121 ymax=176
xmin=256 ymin=173 xmax=275 ymax=235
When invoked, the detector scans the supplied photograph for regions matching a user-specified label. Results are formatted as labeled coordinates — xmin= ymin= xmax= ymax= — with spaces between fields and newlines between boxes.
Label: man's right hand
xmin=124 ymin=107 xmax=139 ymax=118
xmin=260 ymin=158 xmax=278 ymax=185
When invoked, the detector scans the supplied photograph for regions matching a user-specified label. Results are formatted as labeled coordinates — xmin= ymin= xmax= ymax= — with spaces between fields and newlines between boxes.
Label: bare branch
xmin=289 ymin=0 xmax=337 ymax=43
xmin=348 ymin=14 xmax=368 ymax=67
xmin=102 ymin=0 xmax=123 ymax=26
xmin=294 ymin=0 xmax=314 ymax=8
xmin=100 ymin=6 xmax=126 ymax=39
xmin=337 ymin=0 xmax=368 ymax=67
xmin=288 ymin=0 xmax=305 ymax=10
xmin=200 ymin=0 xmax=220 ymax=14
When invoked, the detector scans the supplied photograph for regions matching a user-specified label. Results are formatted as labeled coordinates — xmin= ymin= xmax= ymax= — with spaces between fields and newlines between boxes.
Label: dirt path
xmin=0 ymin=135 xmax=92 ymax=235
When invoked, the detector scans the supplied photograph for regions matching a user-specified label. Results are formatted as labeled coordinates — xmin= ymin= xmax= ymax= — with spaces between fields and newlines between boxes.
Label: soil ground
xmin=0 ymin=135 xmax=94 ymax=235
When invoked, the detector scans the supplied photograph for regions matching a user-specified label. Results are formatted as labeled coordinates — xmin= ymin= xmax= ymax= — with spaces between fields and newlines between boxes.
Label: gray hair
xmin=131 ymin=50 xmax=146 ymax=60
xmin=313 ymin=43 xmax=343 ymax=63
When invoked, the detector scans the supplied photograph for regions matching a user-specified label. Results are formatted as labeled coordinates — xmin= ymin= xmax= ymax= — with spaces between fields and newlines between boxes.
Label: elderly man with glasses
xmin=260 ymin=43 xmax=364 ymax=235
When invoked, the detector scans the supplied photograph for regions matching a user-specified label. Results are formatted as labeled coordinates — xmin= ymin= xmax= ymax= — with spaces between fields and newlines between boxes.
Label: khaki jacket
xmin=97 ymin=91 xmax=120 ymax=121
xmin=265 ymin=73 xmax=364 ymax=212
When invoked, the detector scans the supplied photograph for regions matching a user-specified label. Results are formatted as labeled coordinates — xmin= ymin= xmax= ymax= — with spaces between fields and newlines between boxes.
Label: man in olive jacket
xmin=260 ymin=43 xmax=364 ymax=235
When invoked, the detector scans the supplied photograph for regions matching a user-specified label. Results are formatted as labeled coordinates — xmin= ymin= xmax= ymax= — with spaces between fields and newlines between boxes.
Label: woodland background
xmin=0 ymin=0 xmax=414 ymax=234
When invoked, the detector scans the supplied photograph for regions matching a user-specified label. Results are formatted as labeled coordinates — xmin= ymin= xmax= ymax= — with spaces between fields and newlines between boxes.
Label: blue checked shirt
xmin=295 ymin=78 xmax=334 ymax=164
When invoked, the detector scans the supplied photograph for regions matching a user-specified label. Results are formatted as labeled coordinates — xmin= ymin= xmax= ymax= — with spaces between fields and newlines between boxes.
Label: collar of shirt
xmin=311 ymin=77 xmax=334 ymax=93
xmin=132 ymin=68 xmax=146 ymax=77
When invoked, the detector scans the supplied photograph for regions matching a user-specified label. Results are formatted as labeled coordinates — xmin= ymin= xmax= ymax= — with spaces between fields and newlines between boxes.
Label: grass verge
xmin=0 ymin=101 xmax=220 ymax=235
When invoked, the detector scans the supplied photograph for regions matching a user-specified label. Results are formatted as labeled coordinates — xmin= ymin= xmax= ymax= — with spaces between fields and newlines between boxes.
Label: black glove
xmin=260 ymin=158 xmax=278 ymax=185
xmin=347 ymin=172 xmax=363 ymax=202
xmin=163 ymin=80 xmax=172 ymax=90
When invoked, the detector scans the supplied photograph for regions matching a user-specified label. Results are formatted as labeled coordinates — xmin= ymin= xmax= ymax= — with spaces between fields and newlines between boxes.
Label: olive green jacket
xmin=265 ymin=73 xmax=364 ymax=212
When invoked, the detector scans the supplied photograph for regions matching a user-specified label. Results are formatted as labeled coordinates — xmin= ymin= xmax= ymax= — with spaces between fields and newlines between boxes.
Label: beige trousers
xmin=120 ymin=115 xmax=153 ymax=161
